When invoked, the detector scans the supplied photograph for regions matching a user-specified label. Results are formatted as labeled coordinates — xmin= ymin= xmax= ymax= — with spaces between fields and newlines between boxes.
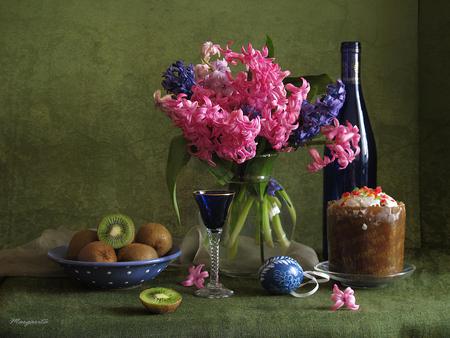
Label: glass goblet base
xmin=194 ymin=283 xmax=234 ymax=299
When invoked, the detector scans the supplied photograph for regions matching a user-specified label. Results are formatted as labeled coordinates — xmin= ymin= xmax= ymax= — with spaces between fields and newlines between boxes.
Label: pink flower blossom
xmin=201 ymin=41 xmax=221 ymax=61
xmin=181 ymin=264 xmax=209 ymax=289
xmin=211 ymin=59 xmax=229 ymax=72
xmin=194 ymin=63 xmax=210 ymax=80
xmin=222 ymin=43 xmax=309 ymax=150
xmin=203 ymin=59 xmax=233 ymax=96
xmin=154 ymin=42 xmax=311 ymax=165
xmin=213 ymin=109 xmax=261 ymax=163
xmin=154 ymin=90 xmax=217 ymax=165
xmin=331 ymin=284 xmax=360 ymax=311
xmin=322 ymin=118 xmax=361 ymax=168
xmin=307 ymin=148 xmax=333 ymax=172
xmin=306 ymin=118 xmax=360 ymax=173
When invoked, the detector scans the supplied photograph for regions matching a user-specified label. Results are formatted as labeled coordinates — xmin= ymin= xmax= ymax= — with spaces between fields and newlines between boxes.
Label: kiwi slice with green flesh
xmin=97 ymin=214 xmax=135 ymax=249
xmin=139 ymin=288 xmax=182 ymax=314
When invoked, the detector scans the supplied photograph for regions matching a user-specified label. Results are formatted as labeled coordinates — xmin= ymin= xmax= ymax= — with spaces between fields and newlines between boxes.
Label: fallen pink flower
xmin=181 ymin=264 xmax=209 ymax=289
xmin=331 ymin=284 xmax=360 ymax=311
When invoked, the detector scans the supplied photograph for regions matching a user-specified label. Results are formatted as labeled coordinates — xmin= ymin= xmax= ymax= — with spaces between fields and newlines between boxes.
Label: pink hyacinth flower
xmin=155 ymin=42 xmax=313 ymax=166
xmin=154 ymin=90 xmax=218 ymax=165
xmin=331 ymin=284 xmax=360 ymax=311
xmin=307 ymin=118 xmax=361 ymax=173
xmin=213 ymin=108 xmax=261 ymax=163
xmin=203 ymin=59 xmax=233 ymax=96
xmin=307 ymin=148 xmax=333 ymax=172
xmin=201 ymin=41 xmax=221 ymax=61
xmin=181 ymin=264 xmax=209 ymax=289
xmin=194 ymin=63 xmax=210 ymax=80
xmin=322 ymin=118 xmax=360 ymax=168
xmin=221 ymin=43 xmax=310 ymax=150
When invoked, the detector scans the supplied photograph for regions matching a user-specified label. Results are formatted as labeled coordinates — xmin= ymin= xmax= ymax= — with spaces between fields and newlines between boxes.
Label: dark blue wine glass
xmin=193 ymin=190 xmax=235 ymax=298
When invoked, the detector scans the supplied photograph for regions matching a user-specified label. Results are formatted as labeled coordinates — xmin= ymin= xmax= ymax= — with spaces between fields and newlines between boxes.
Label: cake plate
xmin=314 ymin=261 xmax=415 ymax=288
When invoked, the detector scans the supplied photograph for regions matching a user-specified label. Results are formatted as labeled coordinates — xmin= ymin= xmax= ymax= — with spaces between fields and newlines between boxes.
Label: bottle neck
xmin=341 ymin=51 xmax=360 ymax=84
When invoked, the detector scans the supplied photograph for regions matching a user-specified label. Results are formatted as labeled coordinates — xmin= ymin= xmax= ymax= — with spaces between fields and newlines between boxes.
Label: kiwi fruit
xmin=135 ymin=223 xmax=172 ymax=256
xmin=77 ymin=241 xmax=117 ymax=262
xmin=66 ymin=229 xmax=98 ymax=260
xmin=118 ymin=243 xmax=158 ymax=261
xmin=97 ymin=214 xmax=135 ymax=249
xmin=139 ymin=287 xmax=182 ymax=314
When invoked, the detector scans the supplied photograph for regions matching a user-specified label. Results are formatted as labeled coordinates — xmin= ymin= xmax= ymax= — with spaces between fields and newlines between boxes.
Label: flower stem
xmin=271 ymin=213 xmax=290 ymax=253
xmin=224 ymin=185 xmax=246 ymax=242
xmin=268 ymin=195 xmax=282 ymax=208
xmin=228 ymin=195 xmax=254 ymax=249
xmin=228 ymin=236 xmax=239 ymax=260
xmin=260 ymin=225 xmax=265 ymax=264
xmin=261 ymin=196 xmax=274 ymax=248
xmin=277 ymin=189 xmax=297 ymax=232
xmin=254 ymin=200 xmax=261 ymax=245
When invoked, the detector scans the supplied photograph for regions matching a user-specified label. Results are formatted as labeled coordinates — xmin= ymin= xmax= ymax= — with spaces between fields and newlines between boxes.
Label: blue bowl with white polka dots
xmin=48 ymin=245 xmax=181 ymax=289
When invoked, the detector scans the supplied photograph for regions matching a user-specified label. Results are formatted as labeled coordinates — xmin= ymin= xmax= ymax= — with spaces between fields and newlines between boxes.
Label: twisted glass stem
xmin=207 ymin=229 xmax=221 ymax=288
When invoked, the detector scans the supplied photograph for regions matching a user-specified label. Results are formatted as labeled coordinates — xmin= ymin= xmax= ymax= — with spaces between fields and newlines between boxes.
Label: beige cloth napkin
xmin=0 ymin=225 xmax=319 ymax=277
xmin=178 ymin=225 xmax=319 ymax=272
xmin=0 ymin=227 xmax=75 ymax=277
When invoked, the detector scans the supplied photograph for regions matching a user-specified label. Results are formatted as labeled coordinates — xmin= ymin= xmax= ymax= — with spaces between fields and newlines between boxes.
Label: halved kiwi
xmin=97 ymin=214 xmax=135 ymax=249
xmin=139 ymin=287 xmax=182 ymax=314
xmin=135 ymin=223 xmax=172 ymax=256
xmin=118 ymin=243 xmax=158 ymax=261
xmin=66 ymin=229 xmax=98 ymax=260
xmin=77 ymin=241 xmax=117 ymax=262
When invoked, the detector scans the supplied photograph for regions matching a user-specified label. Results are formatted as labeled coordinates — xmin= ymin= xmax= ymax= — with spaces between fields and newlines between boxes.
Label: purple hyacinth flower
xmin=162 ymin=60 xmax=196 ymax=98
xmin=289 ymin=80 xmax=346 ymax=147
xmin=242 ymin=104 xmax=261 ymax=120
xmin=267 ymin=178 xmax=283 ymax=196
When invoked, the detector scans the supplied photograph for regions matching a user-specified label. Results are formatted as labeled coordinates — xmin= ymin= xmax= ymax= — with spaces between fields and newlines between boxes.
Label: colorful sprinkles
xmin=339 ymin=186 xmax=397 ymax=207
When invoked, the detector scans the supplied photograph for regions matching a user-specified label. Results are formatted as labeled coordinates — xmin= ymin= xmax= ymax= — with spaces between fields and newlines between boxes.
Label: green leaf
xmin=255 ymin=137 xmax=271 ymax=156
xmin=276 ymin=189 xmax=297 ymax=238
xmin=284 ymin=73 xmax=334 ymax=101
xmin=207 ymin=157 xmax=234 ymax=185
xmin=166 ymin=135 xmax=190 ymax=227
xmin=265 ymin=35 xmax=275 ymax=58
xmin=244 ymin=154 xmax=278 ymax=198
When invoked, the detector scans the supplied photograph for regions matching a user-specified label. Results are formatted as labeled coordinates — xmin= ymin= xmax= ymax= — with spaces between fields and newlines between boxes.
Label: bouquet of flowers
xmin=154 ymin=39 xmax=360 ymax=261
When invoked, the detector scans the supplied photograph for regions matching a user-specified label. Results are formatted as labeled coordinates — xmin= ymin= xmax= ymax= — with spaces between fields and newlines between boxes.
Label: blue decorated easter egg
xmin=258 ymin=256 xmax=304 ymax=294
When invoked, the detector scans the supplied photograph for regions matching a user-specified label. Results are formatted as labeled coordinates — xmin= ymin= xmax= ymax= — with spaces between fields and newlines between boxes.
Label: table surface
xmin=1 ymin=249 xmax=449 ymax=338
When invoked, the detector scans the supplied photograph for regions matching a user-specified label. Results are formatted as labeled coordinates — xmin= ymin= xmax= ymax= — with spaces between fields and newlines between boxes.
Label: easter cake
xmin=327 ymin=187 xmax=406 ymax=276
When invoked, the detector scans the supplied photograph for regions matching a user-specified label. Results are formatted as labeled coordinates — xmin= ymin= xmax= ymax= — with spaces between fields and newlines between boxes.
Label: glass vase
xmin=219 ymin=154 xmax=297 ymax=277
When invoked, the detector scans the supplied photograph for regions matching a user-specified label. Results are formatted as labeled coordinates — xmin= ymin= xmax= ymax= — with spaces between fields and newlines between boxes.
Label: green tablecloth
xmin=1 ymin=249 xmax=449 ymax=337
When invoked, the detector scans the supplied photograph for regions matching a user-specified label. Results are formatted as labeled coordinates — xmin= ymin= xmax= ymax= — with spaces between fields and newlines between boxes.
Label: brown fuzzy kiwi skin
xmin=66 ymin=229 xmax=98 ymax=260
xmin=118 ymin=243 xmax=158 ymax=261
xmin=140 ymin=298 xmax=181 ymax=314
xmin=135 ymin=223 xmax=173 ymax=256
xmin=77 ymin=241 xmax=117 ymax=262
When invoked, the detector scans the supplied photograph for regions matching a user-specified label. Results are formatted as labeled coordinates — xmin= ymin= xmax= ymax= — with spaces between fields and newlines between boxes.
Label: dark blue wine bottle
xmin=322 ymin=42 xmax=377 ymax=259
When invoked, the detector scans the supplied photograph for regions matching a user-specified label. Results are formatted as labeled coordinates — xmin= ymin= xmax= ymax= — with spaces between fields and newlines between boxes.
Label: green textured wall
xmin=0 ymin=0 xmax=420 ymax=251
xmin=419 ymin=0 xmax=450 ymax=249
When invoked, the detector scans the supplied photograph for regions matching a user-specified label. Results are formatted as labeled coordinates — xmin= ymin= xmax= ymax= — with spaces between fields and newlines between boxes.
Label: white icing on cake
xmin=334 ymin=187 xmax=398 ymax=208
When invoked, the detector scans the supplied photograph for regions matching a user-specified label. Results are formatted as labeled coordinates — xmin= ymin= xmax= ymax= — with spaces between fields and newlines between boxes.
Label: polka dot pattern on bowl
xmin=49 ymin=246 xmax=180 ymax=290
